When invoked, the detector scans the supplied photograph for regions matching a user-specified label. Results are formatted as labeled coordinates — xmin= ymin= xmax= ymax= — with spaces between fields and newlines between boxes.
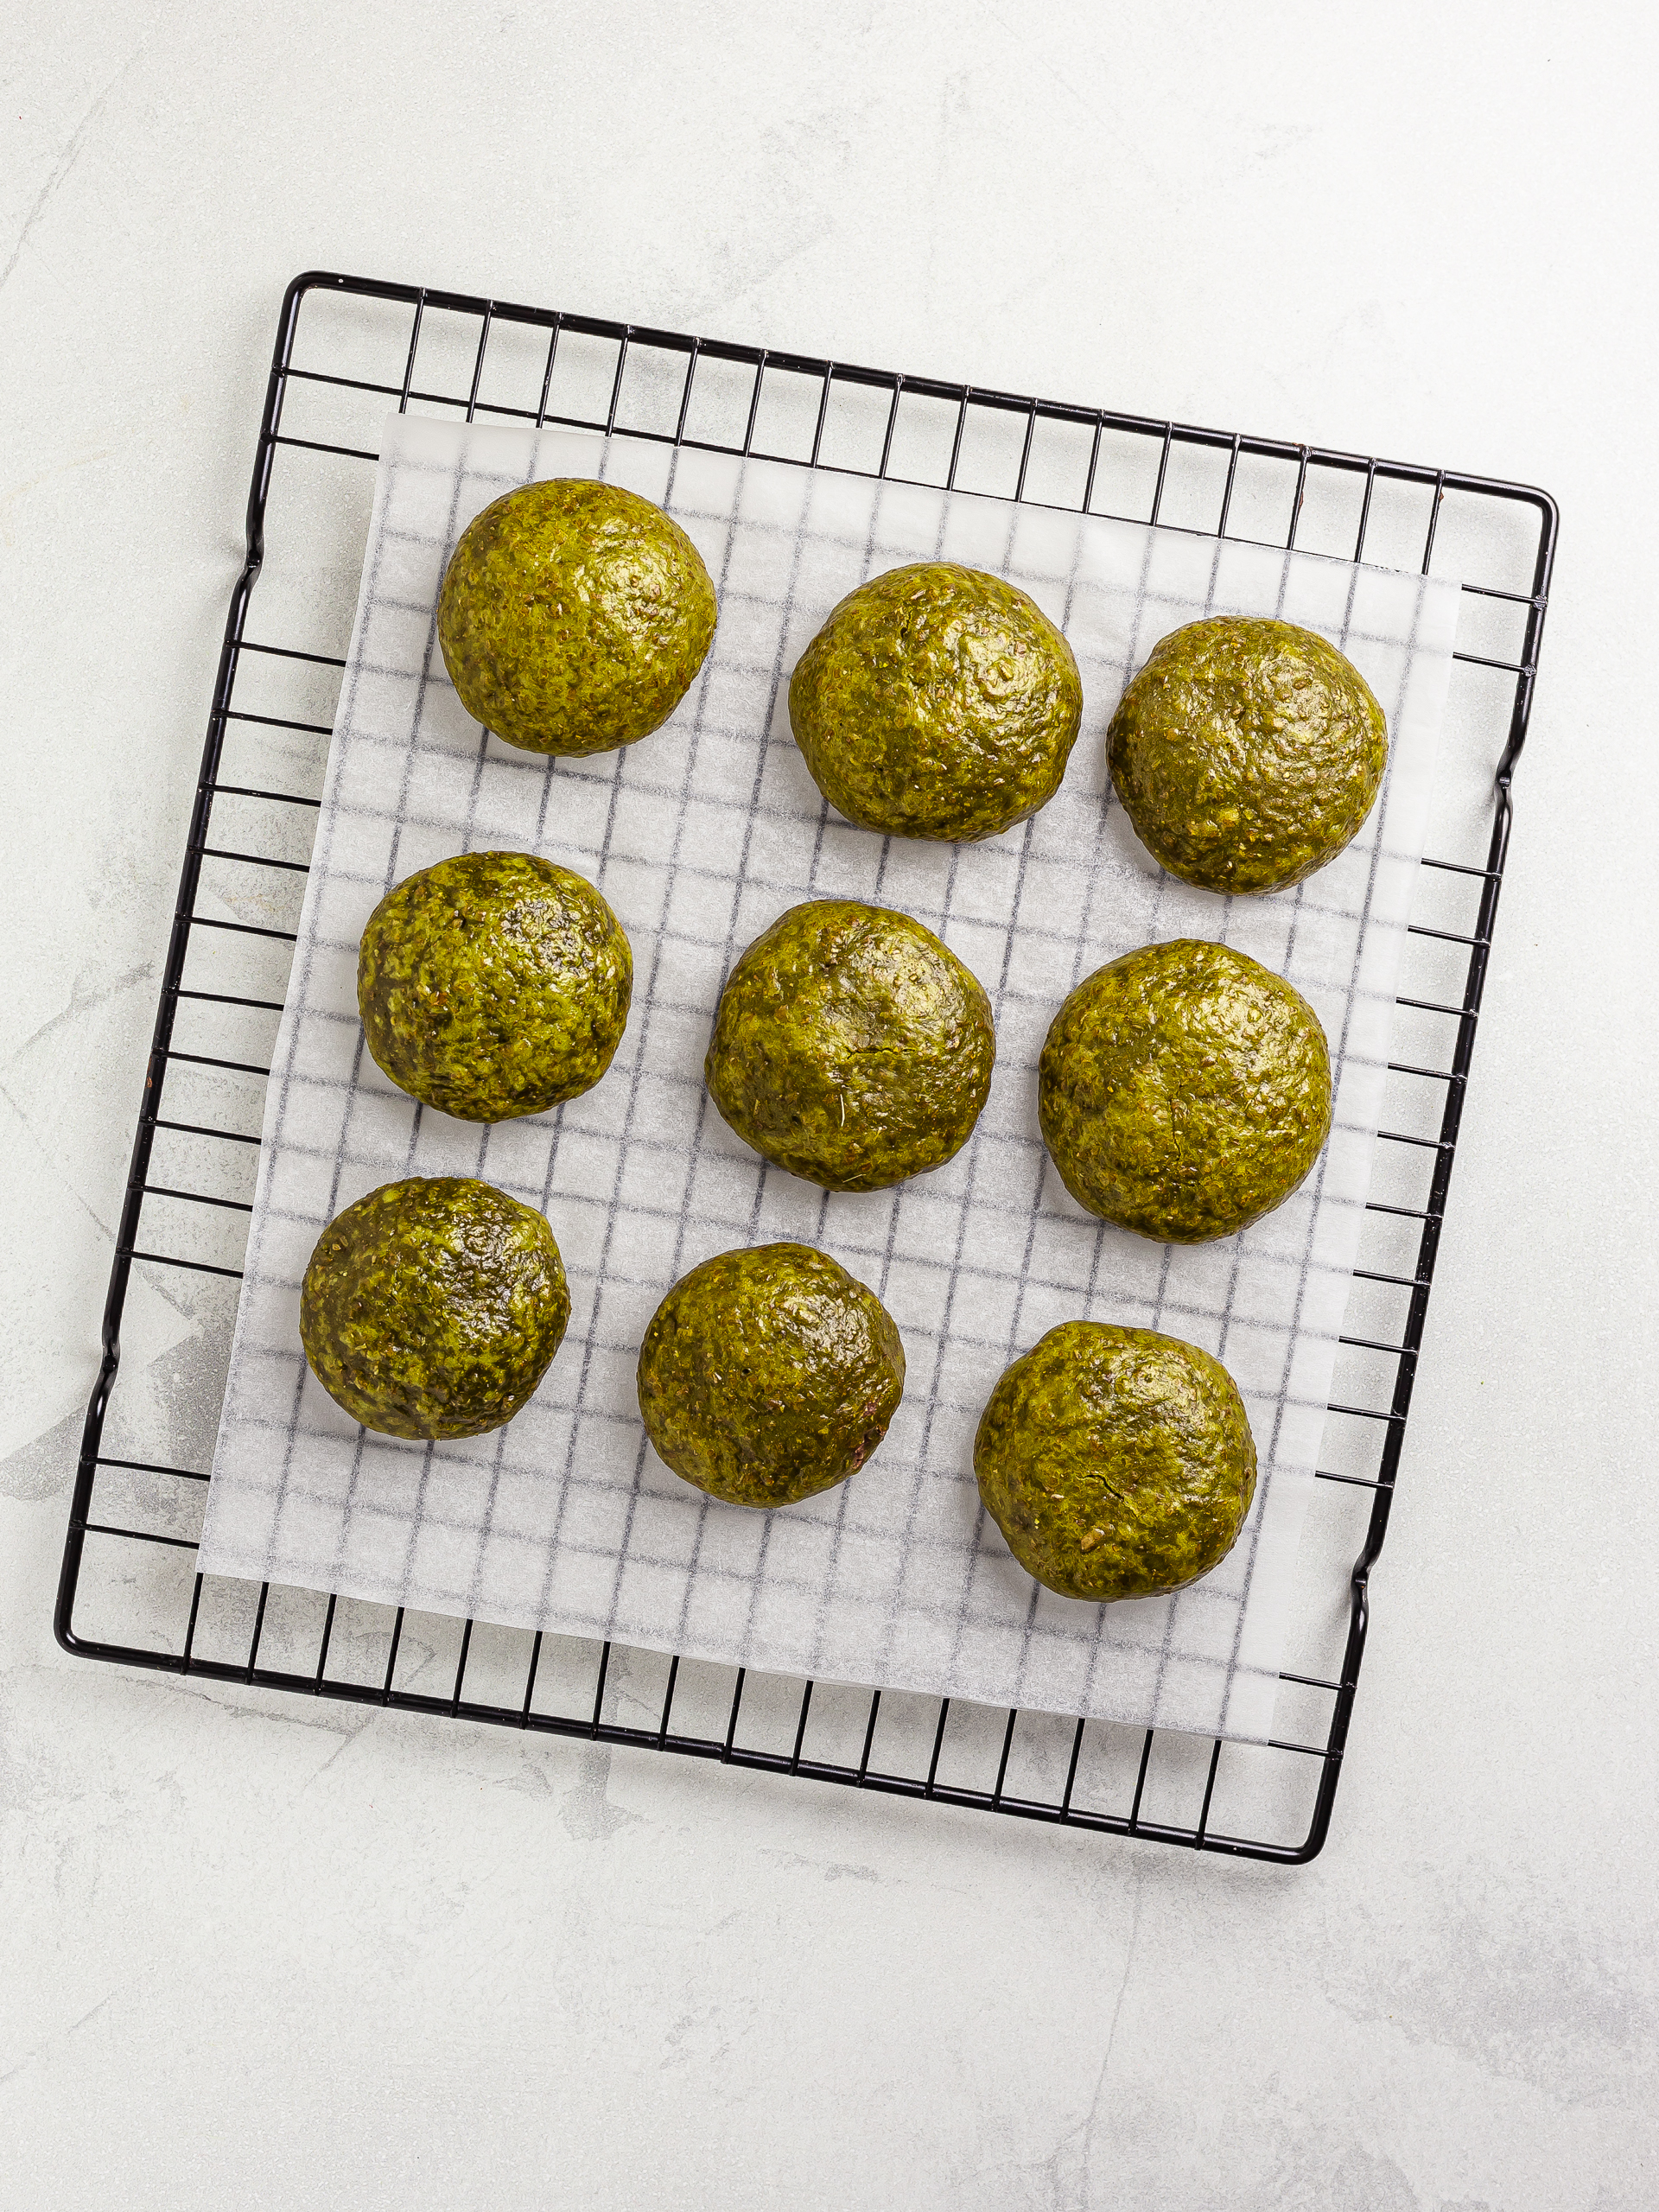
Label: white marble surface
xmin=3 ymin=4 xmax=1656 ymax=2204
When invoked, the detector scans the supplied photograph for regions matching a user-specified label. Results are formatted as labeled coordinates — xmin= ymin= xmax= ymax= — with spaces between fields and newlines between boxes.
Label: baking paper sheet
xmin=199 ymin=409 xmax=1459 ymax=1740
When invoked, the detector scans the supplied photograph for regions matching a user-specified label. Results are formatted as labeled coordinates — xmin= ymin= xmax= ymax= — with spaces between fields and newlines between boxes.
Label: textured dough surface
xmin=704 ymin=898 xmax=995 ymax=1192
xmin=1108 ymin=615 xmax=1387 ymax=893
xmin=300 ymin=1176 xmax=570 ymax=1440
xmin=790 ymin=562 xmax=1083 ymax=841
xmin=437 ymin=478 xmax=717 ymax=756
xmin=637 ymin=1243 xmax=906 ymax=1508
xmin=1039 ymin=938 xmax=1332 ymax=1243
xmin=975 ymin=1321 xmax=1257 ymax=1602
xmin=358 ymin=849 xmax=632 ymax=1123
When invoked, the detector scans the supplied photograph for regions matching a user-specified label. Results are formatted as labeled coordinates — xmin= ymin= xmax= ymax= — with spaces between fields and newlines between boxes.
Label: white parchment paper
xmin=199 ymin=409 xmax=1459 ymax=1741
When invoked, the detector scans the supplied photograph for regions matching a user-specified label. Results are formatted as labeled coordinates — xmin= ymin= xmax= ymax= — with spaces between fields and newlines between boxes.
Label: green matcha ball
xmin=300 ymin=1176 xmax=570 ymax=1440
xmin=358 ymin=850 xmax=632 ymax=1124
xmin=704 ymin=898 xmax=995 ymax=1192
xmin=637 ymin=1243 xmax=906 ymax=1508
xmin=1108 ymin=616 xmax=1388 ymax=893
xmin=436 ymin=478 xmax=718 ymax=756
xmin=976 ymin=1321 xmax=1257 ymax=1603
xmin=789 ymin=562 xmax=1084 ymax=842
xmin=1039 ymin=938 xmax=1332 ymax=1243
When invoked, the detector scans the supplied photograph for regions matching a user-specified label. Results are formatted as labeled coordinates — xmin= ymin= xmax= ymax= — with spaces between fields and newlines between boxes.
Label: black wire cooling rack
xmin=54 ymin=270 xmax=1556 ymax=1863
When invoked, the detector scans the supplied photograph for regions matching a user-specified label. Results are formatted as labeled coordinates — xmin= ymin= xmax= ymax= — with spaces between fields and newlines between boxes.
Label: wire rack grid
xmin=54 ymin=270 xmax=1556 ymax=1864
